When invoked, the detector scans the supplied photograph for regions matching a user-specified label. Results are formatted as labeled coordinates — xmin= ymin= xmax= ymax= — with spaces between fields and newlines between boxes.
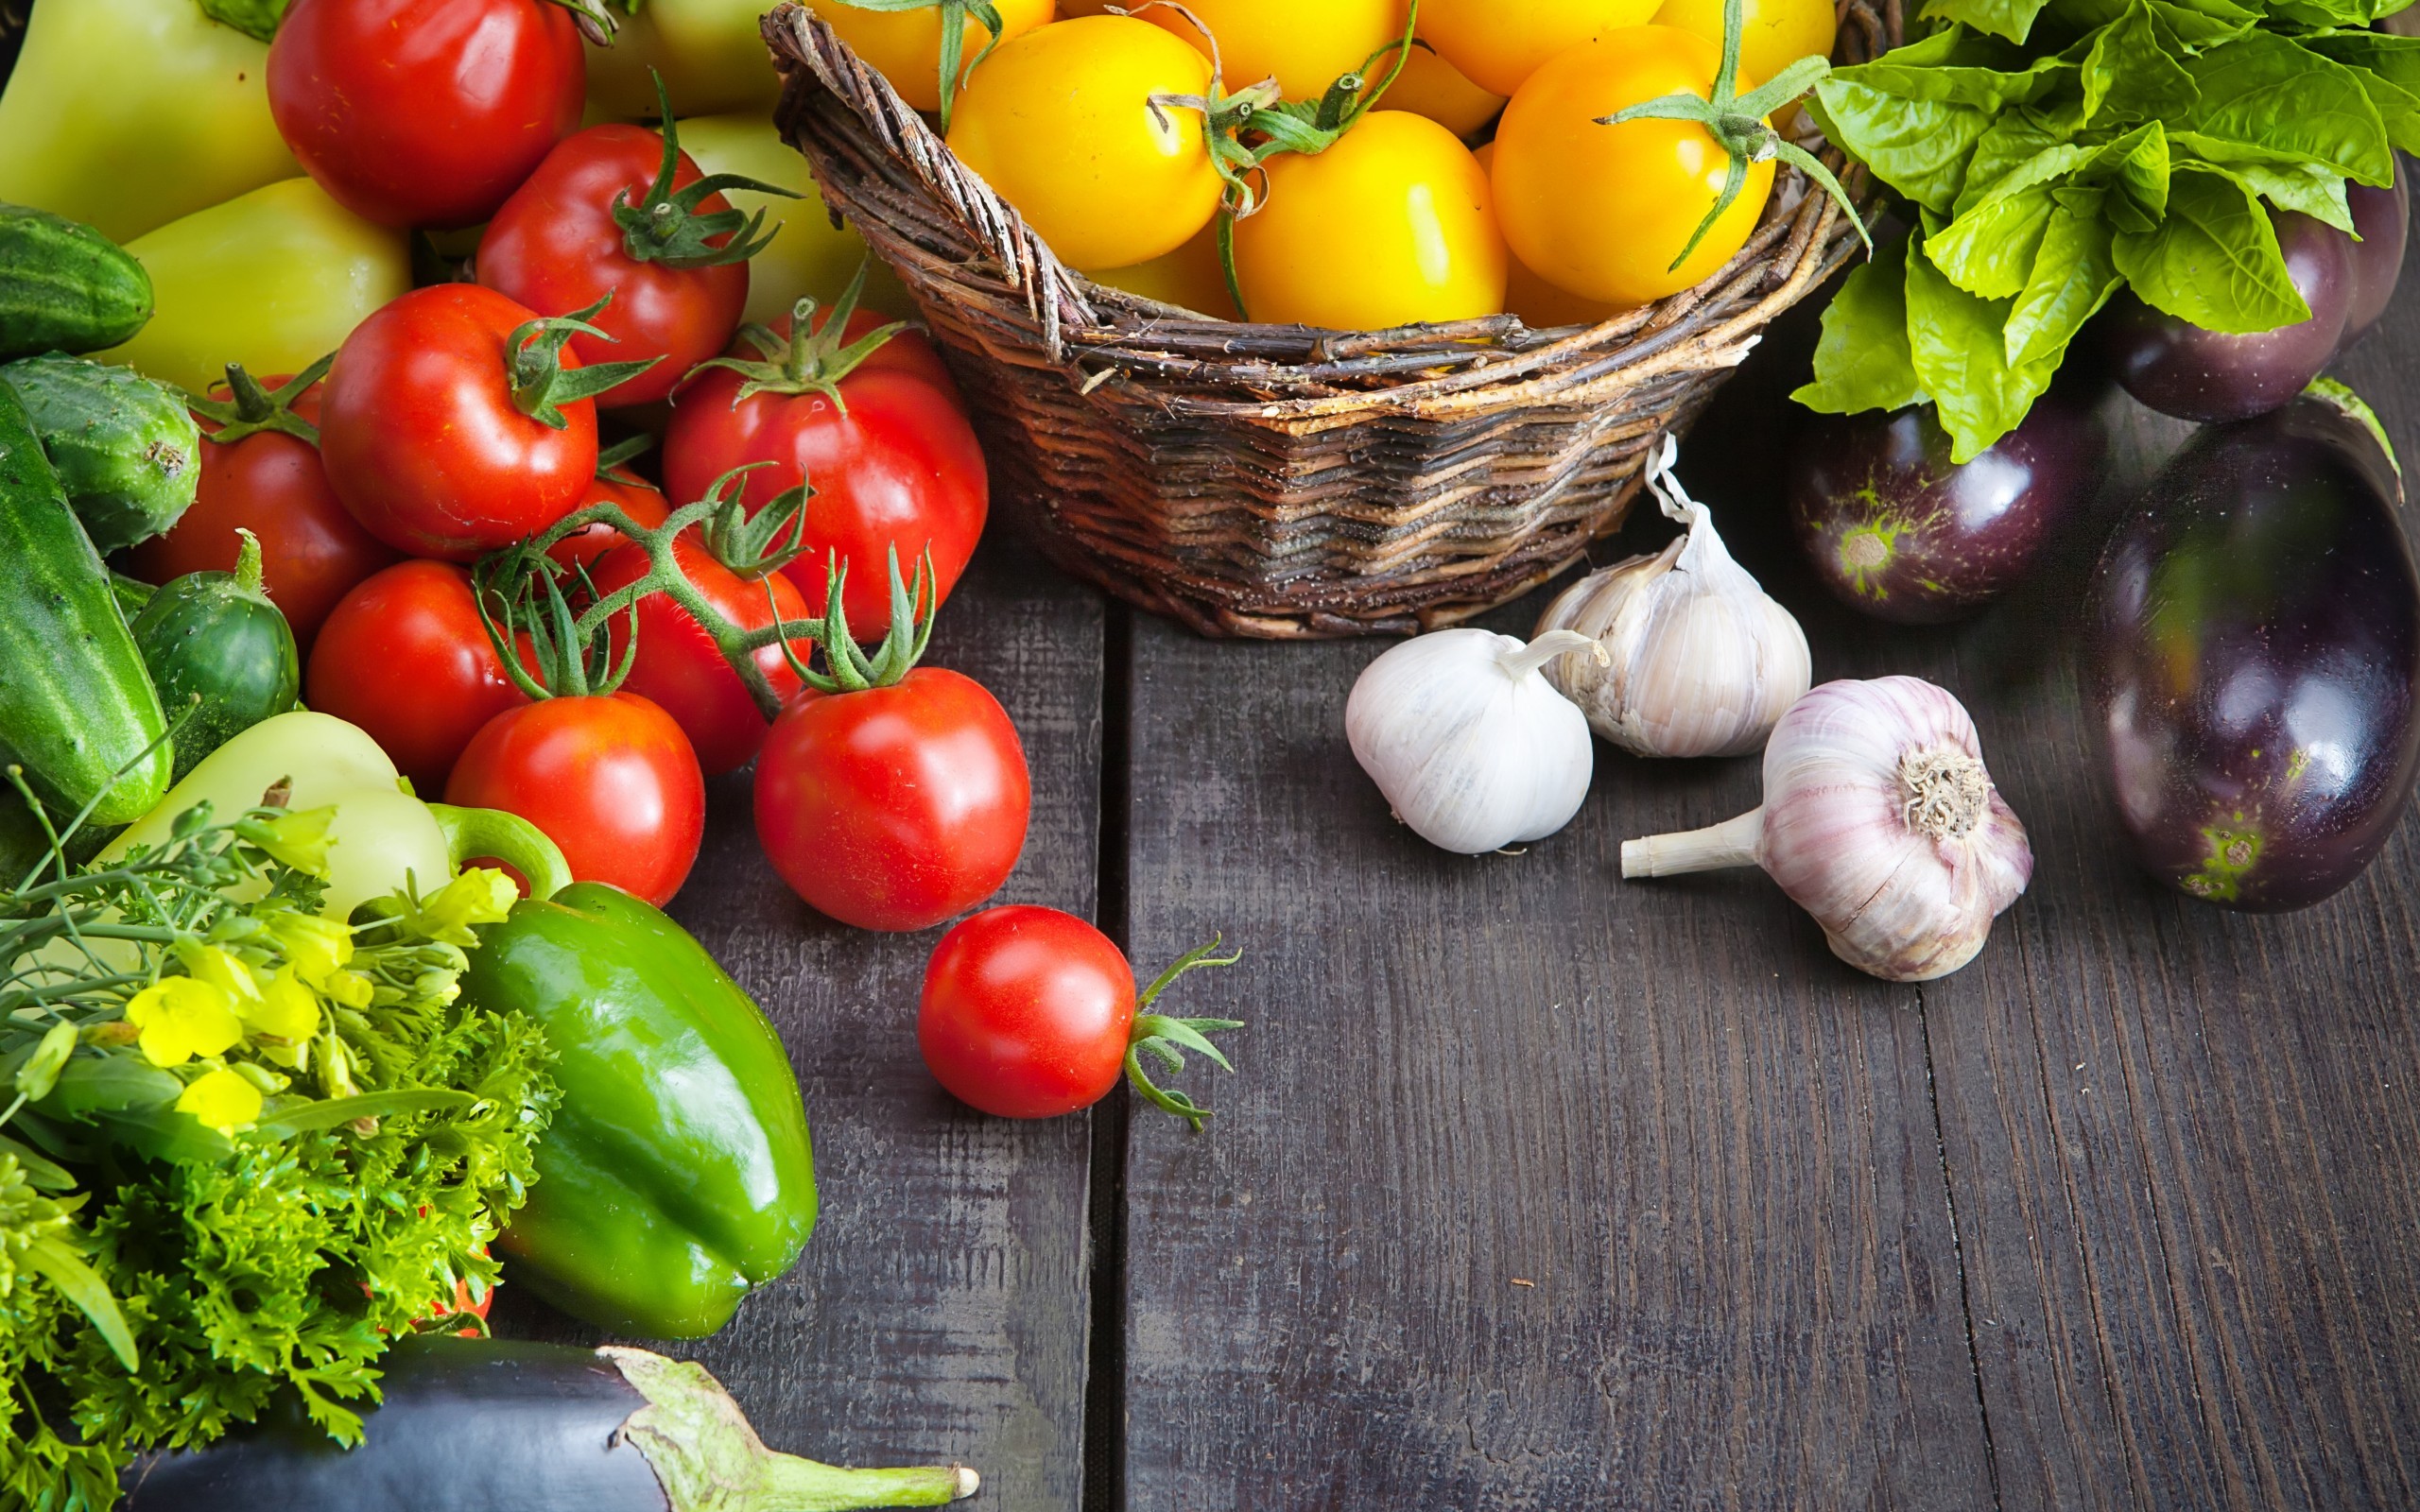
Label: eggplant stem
xmin=1621 ymin=807 xmax=1764 ymax=878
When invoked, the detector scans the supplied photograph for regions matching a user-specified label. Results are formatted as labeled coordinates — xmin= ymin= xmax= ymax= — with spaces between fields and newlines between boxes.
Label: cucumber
xmin=0 ymin=203 xmax=153 ymax=360
xmin=0 ymin=351 xmax=199 ymax=552
xmin=0 ymin=381 xmax=170 ymax=825
xmin=131 ymin=531 xmax=299 ymax=781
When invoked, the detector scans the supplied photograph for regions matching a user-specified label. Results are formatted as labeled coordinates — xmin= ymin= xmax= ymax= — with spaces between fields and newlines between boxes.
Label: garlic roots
xmin=1536 ymin=436 xmax=1811 ymax=758
xmin=1346 ymin=627 xmax=1605 ymax=854
xmin=1620 ymin=677 xmax=2033 ymax=981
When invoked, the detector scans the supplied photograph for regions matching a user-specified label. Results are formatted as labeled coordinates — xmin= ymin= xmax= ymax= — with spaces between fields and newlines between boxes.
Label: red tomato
xmin=478 ymin=124 xmax=751 ymax=409
xmin=320 ymin=284 xmax=601 ymax=560
xmin=586 ymin=535 xmax=809 ymax=777
xmin=268 ymin=0 xmax=586 ymax=230
xmin=919 ymin=906 xmax=1137 ymax=1118
xmin=549 ymin=468 xmax=674 ymax=575
xmin=124 ymin=374 xmax=400 ymax=651
xmin=752 ymin=668 xmax=1028 ymax=931
xmin=445 ymin=693 xmax=705 ymax=906
xmin=665 ymin=310 xmax=985 ymax=637
xmin=306 ymin=560 xmax=530 ymax=794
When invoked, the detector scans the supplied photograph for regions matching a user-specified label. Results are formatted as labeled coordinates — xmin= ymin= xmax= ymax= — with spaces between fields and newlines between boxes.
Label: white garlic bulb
xmin=1535 ymin=436 xmax=1811 ymax=757
xmin=1346 ymin=627 xmax=1605 ymax=854
xmin=1620 ymin=676 xmax=2032 ymax=981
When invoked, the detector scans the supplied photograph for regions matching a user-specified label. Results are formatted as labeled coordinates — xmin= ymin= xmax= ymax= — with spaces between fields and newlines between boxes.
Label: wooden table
xmin=497 ymin=280 xmax=2420 ymax=1511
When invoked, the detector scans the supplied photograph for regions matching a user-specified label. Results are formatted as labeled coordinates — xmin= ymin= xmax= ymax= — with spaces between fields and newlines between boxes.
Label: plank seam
xmin=1082 ymin=599 xmax=1136 ymax=1512
xmin=1918 ymin=979 xmax=2007 ymax=1512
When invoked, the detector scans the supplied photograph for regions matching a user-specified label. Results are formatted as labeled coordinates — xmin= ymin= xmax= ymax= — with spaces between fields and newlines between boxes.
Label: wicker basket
xmin=762 ymin=2 xmax=1896 ymax=638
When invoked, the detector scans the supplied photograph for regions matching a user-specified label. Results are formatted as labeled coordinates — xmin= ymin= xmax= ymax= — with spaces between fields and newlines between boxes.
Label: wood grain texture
xmin=491 ymin=536 xmax=1102 ymax=1512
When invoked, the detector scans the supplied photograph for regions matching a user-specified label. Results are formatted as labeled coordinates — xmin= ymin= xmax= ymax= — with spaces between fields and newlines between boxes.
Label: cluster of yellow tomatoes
xmin=804 ymin=0 xmax=1838 ymax=329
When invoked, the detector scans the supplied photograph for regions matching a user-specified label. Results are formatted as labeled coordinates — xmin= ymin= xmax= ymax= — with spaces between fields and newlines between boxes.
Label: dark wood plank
xmin=493 ymin=534 xmax=1102 ymax=1512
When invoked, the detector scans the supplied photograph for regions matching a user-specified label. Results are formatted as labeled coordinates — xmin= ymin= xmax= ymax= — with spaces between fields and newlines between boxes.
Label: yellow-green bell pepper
xmin=674 ymin=113 xmax=917 ymax=327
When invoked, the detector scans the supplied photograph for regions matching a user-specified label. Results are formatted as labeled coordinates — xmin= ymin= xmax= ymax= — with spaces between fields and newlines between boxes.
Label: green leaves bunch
xmin=1796 ymin=0 xmax=2419 ymax=458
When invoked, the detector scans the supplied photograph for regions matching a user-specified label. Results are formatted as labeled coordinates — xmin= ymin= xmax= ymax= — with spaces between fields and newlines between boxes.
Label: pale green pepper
xmin=586 ymin=0 xmax=786 ymax=119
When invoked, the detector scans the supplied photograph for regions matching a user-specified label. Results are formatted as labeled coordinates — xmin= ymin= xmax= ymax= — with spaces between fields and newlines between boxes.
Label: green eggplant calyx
xmin=685 ymin=264 xmax=909 ymax=413
xmin=824 ymin=0 xmax=1011 ymax=132
xmin=604 ymin=1347 xmax=979 ymax=1510
xmin=1121 ymin=935 xmax=1245 ymax=1131
xmin=505 ymin=293 xmax=664 ymax=431
xmin=771 ymin=545 xmax=938 ymax=697
xmin=615 ymin=74 xmax=800 ymax=270
xmin=544 ymin=0 xmax=623 ymax=45
xmin=1594 ymin=0 xmax=1867 ymax=272
xmin=596 ymin=431 xmax=655 ymax=481
xmin=427 ymin=803 xmax=573 ymax=901
xmin=182 ymin=354 xmax=332 ymax=450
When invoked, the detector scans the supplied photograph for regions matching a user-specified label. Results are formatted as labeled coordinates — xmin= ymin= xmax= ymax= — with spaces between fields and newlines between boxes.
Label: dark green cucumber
xmin=0 ymin=381 xmax=169 ymax=825
xmin=1 ymin=352 xmax=199 ymax=552
xmin=131 ymin=531 xmax=299 ymax=780
xmin=0 ymin=203 xmax=152 ymax=360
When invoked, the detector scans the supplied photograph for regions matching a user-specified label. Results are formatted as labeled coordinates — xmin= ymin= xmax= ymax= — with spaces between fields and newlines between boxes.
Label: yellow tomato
xmin=1380 ymin=40 xmax=1507 ymax=140
xmin=1144 ymin=0 xmax=1404 ymax=99
xmin=1085 ymin=224 xmax=1242 ymax=319
xmin=947 ymin=17 xmax=1224 ymax=270
xmin=1652 ymin=0 xmax=1836 ymax=91
xmin=1233 ymin=111 xmax=1505 ymax=329
xmin=1474 ymin=143 xmax=1626 ymax=325
xmin=805 ymin=0 xmax=1056 ymax=114
xmin=1492 ymin=30 xmax=1772 ymax=307
xmin=675 ymin=113 xmax=918 ymax=325
xmin=1421 ymin=0 xmax=1664 ymax=96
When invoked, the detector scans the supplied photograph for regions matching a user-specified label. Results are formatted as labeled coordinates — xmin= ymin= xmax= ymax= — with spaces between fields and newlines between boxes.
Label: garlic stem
xmin=1619 ymin=808 xmax=1764 ymax=878
xmin=1496 ymin=628 xmax=1603 ymax=680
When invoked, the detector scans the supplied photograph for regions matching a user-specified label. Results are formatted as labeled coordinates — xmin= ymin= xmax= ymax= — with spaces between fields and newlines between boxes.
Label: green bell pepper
xmin=461 ymin=883 xmax=817 ymax=1339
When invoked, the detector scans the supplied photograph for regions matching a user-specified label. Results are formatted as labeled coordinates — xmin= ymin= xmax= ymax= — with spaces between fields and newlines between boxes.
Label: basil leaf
xmin=1905 ymin=243 xmax=2060 ymax=462
xmin=1930 ymin=145 xmax=2089 ymax=296
xmin=2006 ymin=198 xmax=2123 ymax=367
xmin=1921 ymin=0 xmax=2054 ymax=45
xmin=2076 ymin=119 xmax=2173 ymax=230
xmin=1960 ymin=101 xmax=2088 ymax=212
xmin=2111 ymin=163 xmax=2309 ymax=332
xmin=1810 ymin=79 xmax=1996 ymax=214
xmin=197 ymin=0 xmax=291 ymax=41
xmin=2082 ymin=0 xmax=2198 ymax=124
xmin=2145 ymin=0 xmax=2256 ymax=47
xmin=1844 ymin=27 xmax=2077 ymax=106
xmin=2269 ymin=0 xmax=2408 ymax=26
xmin=2169 ymin=131 xmax=2357 ymax=231
xmin=2186 ymin=32 xmax=2394 ymax=188
xmin=1793 ymin=238 xmax=1929 ymax=416
xmin=2301 ymin=33 xmax=2420 ymax=154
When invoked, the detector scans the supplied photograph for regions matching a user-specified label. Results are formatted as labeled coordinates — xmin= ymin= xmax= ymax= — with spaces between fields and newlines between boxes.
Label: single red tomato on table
xmin=919 ymin=905 xmax=1244 ymax=1124
xmin=268 ymin=0 xmax=592 ymax=230
xmin=306 ymin=560 xmax=531 ymax=794
xmin=124 ymin=363 xmax=400 ymax=651
xmin=666 ymin=301 xmax=986 ymax=638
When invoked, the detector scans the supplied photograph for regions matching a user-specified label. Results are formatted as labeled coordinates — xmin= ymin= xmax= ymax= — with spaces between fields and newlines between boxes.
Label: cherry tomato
xmin=1381 ymin=39 xmax=1507 ymax=140
xmin=1235 ymin=111 xmax=1506 ymax=329
xmin=478 ymin=123 xmax=751 ymax=409
xmin=306 ymin=560 xmax=530 ymax=794
xmin=1652 ymin=0 xmax=1835 ymax=94
xmin=320 ymin=284 xmax=603 ymax=560
xmin=125 ymin=373 xmax=401 ymax=652
xmin=1492 ymin=30 xmax=1773 ymax=308
xmin=548 ymin=467 xmax=675 ymax=574
xmin=802 ymin=0 xmax=1054 ymax=113
xmin=445 ymin=693 xmax=706 ymax=906
xmin=586 ymin=535 xmax=809 ymax=777
xmin=665 ymin=310 xmax=986 ymax=639
xmin=1420 ymin=0 xmax=1662 ymax=96
xmin=268 ymin=0 xmax=586 ymax=230
xmin=945 ymin=17 xmax=1223 ymax=270
xmin=1471 ymin=143 xmax=1625 ymax=328
xmin=1143 ymin=0 xmax=1402 ymax=99
xmin=753 ymin=668 xmax=1029 ymax=932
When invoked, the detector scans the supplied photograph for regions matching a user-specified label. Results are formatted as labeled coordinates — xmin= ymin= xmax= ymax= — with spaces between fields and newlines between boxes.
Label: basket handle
xmin=761 ymin=3 xmax=1097 ymax=363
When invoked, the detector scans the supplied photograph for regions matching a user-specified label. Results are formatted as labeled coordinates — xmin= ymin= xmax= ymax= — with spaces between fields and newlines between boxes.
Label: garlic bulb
xmin=1346 ymin=627 xmax=1605 ymax=854
xmin=1620 ymin=676 xmax=2032 ymax=981
xmin=1536 ymin=436 xmax=1811 ymax=757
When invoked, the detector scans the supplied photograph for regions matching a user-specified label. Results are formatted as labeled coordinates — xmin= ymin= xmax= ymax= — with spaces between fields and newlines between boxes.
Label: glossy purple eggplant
xmin=2098 ymin=211 xmax=2355 ymax=424
xmin=1786 ymin=391 xmax=2107 ymax=624
xmin=2343 ymin=158 xmax=2410 ymax=345
xmin=2085 ymin=384 xmax=2420 ymax=911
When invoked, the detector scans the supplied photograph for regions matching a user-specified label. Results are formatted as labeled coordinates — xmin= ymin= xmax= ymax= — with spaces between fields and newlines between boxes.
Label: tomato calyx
xmin=1124 ymin=934 xmax=1245 ymax=1130
xmin=507 ymin=294 xmax=665 ymax=430
xmin=544 ymin=0 xmax=622 ymax=45
xmin=825 ymin=0 xmax=1012 ymax=130
xmin=182 ymin=355 xmax=334 ymax=449
xmin=596 ymin=433 xmax=655 ymax=482
xmin=695 ymin=467 xmax=820 ymax=581
xmin=1597 ymin=0 xmax=1868 ymax=272
xmin=771 ymin=546 xmax=939 ymax=695
xmin=687 ymin=266 xmax=912 ymax=414
xmin=615 ymin=75 xmax=802 ymax=269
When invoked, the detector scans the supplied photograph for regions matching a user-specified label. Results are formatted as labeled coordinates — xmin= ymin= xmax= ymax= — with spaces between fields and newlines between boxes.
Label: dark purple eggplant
xmin=1786 ymin=390 xmax=2106 ymax=624
xmin=2344 ymin=158 xmax=2411 ymax=345
xmin=2098 ymin=211 xmax=2354 ymax=424
xmin=2085 ymin=383 xmax=2420 ymax=911
xmin=120 ymin=1335 xmax=979 ymax=1512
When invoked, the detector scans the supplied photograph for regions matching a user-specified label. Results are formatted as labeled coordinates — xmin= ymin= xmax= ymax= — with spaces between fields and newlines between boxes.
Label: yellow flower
xmin=175 ymin=1066 xmax=262 ymax=1133
xmin=173 ymin=941 xmax=261 ymax=1005
xmin=406 ymin=868 xmax=520 ymax=946
xmin=124 ymin=977 xmax=243 ymax=1067
xmin=234 ymin=805 xmax=337 ymax=876
xmin=322 ymin=970 xmax=375 ymax=1009
xmin=242 ymin=968 xmax=322 ymax=1042
xmin=267 ymin=912 xmax=354 ymax=988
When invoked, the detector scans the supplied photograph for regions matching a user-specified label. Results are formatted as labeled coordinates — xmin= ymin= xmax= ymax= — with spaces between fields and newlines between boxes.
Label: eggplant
xmin=1785 ymin=390 xmax=2106 ymax=624
xmin=2344 ymin=159 xmax=2411 ymax=345
xmin=2084 ymin=383 xmax=2420 ymax=910
xmin=2097 ymin=211 xmax=2354 ymax=424
xmin=121 ymin=1335 xmax=979 ymax=1512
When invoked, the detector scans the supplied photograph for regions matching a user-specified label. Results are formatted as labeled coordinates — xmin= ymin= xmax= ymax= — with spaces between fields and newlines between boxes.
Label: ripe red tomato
xmin=478 ymin=123 xmax=752 ymax=409
xmin=753 ymin=667 xmax=1028 ymax=931
xmin=306 ymin=560 xmax=530 ymax=794
xmin=124 ymin=373 xmax=400 ymax=651
xmin=445 ymin=693 xmax=706 ymax=906
xmin=585 ymin=535 xmax=809 ymax=777
xmin=268 ymin=0 xmax=586 ymax=230
xmin=665 ymin=310 xmax=985 ymax=637
xmin=320 ymin=284 xmax=603 ymax=560
xmin=548 ymin=466 xmax=674 ymax=575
